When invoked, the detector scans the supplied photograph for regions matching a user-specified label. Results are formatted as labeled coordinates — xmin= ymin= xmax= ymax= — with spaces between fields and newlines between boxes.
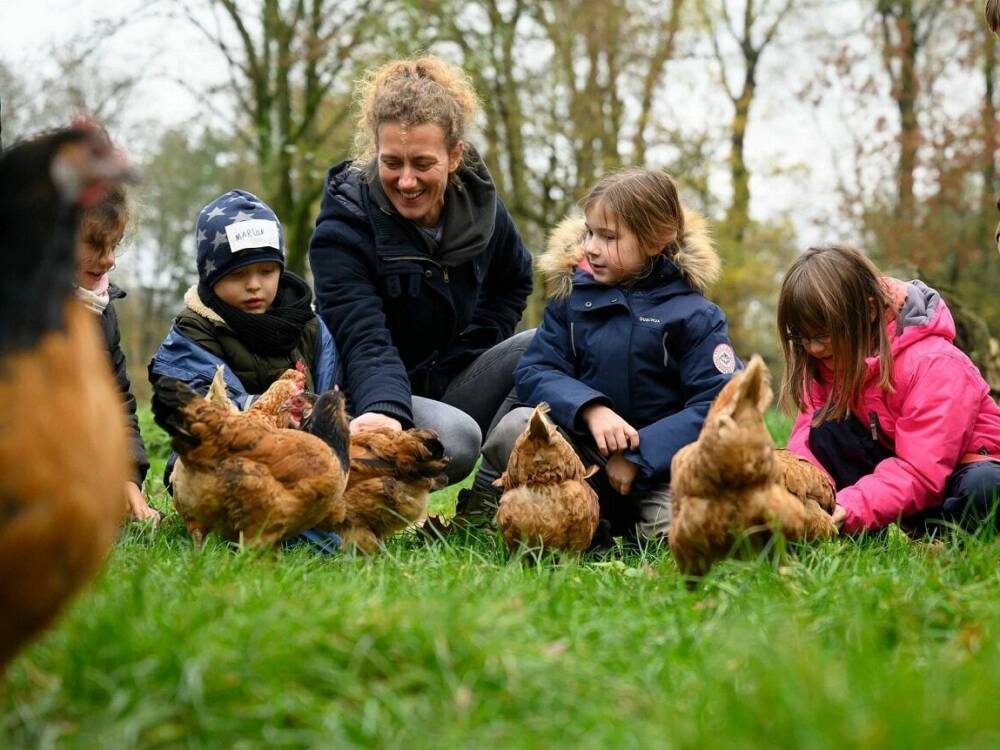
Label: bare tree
xmin=701 ymin=0 xmax=801 ymax=244
xmin=172 ymin=0 xmax=389 ymax=272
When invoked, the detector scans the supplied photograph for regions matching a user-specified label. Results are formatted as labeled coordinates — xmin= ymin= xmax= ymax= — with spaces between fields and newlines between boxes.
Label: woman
xmin=308 ymin=56 xmax=533 ymax=515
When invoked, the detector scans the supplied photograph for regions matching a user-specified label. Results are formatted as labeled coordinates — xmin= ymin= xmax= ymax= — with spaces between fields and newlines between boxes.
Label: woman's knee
xmin=412 ymin=397 xmax=482 ymax=483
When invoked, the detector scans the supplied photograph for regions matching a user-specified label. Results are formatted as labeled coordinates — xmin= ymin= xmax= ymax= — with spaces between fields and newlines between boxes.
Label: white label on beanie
xmin=225 ymin=219 xmax=281 ymax=252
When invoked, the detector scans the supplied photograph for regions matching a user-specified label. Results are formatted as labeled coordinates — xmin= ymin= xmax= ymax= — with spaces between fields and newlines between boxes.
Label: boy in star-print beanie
xmin=148 ymin=189 xmax=343 ymax=552
xmin=151 ymin=186 xmax=340 ymax=398
xmin=196 ymin=190 xmax=286 ymax=286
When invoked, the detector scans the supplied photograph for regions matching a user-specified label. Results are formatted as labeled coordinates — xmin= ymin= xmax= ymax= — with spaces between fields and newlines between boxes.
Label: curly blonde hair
xmin=352 ymin=55 xmax=479 ymax=168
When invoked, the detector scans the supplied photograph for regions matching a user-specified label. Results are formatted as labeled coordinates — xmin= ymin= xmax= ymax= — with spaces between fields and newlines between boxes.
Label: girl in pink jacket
xmin=778 ymin=245 xmax=1000 ymax=534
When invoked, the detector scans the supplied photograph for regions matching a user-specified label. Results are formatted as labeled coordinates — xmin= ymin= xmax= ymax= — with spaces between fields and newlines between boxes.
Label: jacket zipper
xmin=868 ymin=411 xmax=880 ymax=442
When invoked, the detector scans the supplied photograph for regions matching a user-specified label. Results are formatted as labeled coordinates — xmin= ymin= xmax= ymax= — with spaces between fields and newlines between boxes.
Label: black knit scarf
xmin=199 ymin=271 xmax=315 ymax=356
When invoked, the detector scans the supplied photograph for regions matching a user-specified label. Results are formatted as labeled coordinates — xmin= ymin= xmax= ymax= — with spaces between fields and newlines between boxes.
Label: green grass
xmin=3 ymin=409 xmax=1000 ymax=748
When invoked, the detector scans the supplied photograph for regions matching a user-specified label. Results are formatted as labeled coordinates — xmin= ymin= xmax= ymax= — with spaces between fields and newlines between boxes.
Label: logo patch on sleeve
xmin=712 ymin=343 xmax=736 ymax=374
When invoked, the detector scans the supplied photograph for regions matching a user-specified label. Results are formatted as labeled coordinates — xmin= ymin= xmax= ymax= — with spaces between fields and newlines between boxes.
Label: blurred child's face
xmin=213 ymin=261 xmax=281 ymax=313
xmin=76 ymin=232 xmax=122 ymax=290
xmin=583 ymin=204 xmax=649 ymax=285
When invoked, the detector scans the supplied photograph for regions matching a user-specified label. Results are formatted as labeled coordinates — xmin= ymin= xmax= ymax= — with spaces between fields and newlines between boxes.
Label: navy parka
xmin=308 ymin=160 xmax=533 ymax=427
xmin=515 ymin=255 xmax=739 ymax=479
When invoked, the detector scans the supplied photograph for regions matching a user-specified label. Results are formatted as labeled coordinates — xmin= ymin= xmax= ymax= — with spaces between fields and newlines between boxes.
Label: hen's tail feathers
xmin=305 ymin=389 xmax=351 ymax=472
xmin=151 ymin=376 xmax=203 ymax=453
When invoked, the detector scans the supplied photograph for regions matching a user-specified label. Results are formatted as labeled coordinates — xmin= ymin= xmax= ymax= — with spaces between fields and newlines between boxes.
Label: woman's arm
xmin=456 ymin=201 xmax=533 ymax=356
xmin=309 ymin=199 xmax=414 ymax=427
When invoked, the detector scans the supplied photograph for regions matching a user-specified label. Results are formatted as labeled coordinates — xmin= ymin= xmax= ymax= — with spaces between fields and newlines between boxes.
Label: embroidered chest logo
xmin=638 ymin=316 xmax=661 ymax=324
xmin=712 ymin=343 xmax=736 ymax=374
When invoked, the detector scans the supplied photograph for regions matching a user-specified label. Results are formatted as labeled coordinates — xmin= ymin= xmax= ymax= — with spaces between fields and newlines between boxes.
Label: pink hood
xmin=787 ymin=279 xmax=1000 ymax=533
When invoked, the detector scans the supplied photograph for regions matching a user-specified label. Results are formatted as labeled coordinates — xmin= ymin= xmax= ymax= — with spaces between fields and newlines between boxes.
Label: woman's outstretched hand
xmin=582 ymin=403 xmax=639 ymax=457
xmin=350 ymin=412 xmax=403 ymax=435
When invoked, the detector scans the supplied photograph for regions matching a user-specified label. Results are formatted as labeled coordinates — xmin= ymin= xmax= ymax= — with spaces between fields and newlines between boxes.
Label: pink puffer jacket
xmin=787 ymin=279 xmax=1000 ymax=533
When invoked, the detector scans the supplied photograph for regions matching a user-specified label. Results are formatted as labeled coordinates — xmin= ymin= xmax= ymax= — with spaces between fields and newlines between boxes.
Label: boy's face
xmin=213 ymin=261 xmax=281 ymax=313
xmin=582 ymin=203 xmax=650 ymax=285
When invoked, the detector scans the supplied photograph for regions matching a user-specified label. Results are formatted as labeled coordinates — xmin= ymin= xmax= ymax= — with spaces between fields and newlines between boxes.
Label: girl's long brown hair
xmin=777 ymin=245 xmax=895 ymax=425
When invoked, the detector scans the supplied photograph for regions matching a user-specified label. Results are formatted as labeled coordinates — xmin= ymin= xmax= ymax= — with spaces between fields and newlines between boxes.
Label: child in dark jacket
xmin=150 ymin=190 xmax=339 ymax=406
xmin=77 ymin=185 xmax=159 ymax=523
xmin=482 ymin=169 xmax=739 ymax=543
xmin=780 ymin=245 xmax=1000 ymax=534
xmin=148 ymin=190 xmax=341 ymax=551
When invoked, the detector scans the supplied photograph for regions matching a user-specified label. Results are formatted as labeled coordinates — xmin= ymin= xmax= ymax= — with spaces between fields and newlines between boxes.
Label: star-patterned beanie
xmin=196 ymin=189 xmax=285 ymax=287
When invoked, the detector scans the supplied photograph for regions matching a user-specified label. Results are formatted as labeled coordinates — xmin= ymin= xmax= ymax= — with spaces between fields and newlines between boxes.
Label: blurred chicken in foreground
xmin=669 ymin=355 xmax=838 ymax=577
xmin=0 ymin=123 xmax=138 ymax=672
xmin=494 ymin=404 xmax=600 ymax=553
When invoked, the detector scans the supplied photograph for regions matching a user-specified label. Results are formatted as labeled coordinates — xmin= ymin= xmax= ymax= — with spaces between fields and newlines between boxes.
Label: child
xmin=78 ymin=185 xmax=160 ymax=523
xmin=779 ymin=245 xmax=1000 ymax=534
xmin=149 ymin=190 xmax=342 ymax=550
xmin=479 ymin=168 xmax=738 ymax=543
xmin=150 ymin=189 xmax=339 ymax=405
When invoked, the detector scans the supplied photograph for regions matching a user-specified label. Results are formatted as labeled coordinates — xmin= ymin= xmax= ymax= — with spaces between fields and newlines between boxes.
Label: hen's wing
xmin=774 ymin=450 xmax=836 ymax=514
xmin=350 ymin=428 xmax=449 ymax=481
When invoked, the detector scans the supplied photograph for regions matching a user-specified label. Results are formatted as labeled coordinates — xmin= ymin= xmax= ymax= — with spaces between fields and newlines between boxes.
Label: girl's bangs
xmin=782 ymin=272 xmax=833 ymax=339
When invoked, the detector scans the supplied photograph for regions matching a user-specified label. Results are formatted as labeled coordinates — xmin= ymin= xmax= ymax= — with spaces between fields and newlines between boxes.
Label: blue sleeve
xmin=311 ymin=316 xmax=342 ymax=393
xmin=624 ymin=307 xmax=738 ymax=478
xmin=513 ymin=300 xmax=610 ymax=432
xmin=147 ymin=327 xmax=252 ymax=409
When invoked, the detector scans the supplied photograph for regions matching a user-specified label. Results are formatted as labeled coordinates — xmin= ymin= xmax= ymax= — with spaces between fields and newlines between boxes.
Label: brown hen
xmin=669 ymin=355 xmax=837 ymax=577
xmin=153 ymin=379 xmax=349 ymax=547
xmin=205 ymin=363 xmax=309 ymax=429
xmin=494 ymin=404 xmax=600 ymax=553
xmin=316 ymin=427 xmax=449 ymax=553
xmin=0 ymin=124 xmax=136 ymax=672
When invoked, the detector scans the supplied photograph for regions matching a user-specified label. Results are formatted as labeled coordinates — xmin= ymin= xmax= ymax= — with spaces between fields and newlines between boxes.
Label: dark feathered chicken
xmin=314 ymin=425 xmax=450 ymax=554
xmin=0 ymin=124 xmax=138 ymax=672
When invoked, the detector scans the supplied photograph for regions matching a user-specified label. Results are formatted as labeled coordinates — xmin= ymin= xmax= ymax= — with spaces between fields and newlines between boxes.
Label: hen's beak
xmin=51 ymin=126 xmax=141 ymax=208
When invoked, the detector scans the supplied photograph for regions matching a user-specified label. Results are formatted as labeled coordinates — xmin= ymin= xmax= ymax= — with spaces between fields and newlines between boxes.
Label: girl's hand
xmin=605 ymin=453 xmax=639 ymax=495
xmin=582 ymin=404 xmax=639 ymax=457
xmin=126 ymin=482 xmax=161 ymax=524
xmin=832 ymin=505 xmax=847 ymax=532
xmin=350 ymin=412 xmax=403 ymax=435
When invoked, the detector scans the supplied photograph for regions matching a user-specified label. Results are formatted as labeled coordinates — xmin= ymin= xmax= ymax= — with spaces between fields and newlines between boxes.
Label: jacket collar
xmin=538 ymin=208 xmax=720 ymax=300
xmin=183 ymin=285 xmax=226 ymax=325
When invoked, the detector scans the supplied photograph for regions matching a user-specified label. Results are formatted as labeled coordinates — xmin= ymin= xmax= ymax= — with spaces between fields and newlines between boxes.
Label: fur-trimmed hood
xmin=538 ymin=207 xmax=719 ymax=299
xmin=183 ymin=285 xmax=227 ymax=325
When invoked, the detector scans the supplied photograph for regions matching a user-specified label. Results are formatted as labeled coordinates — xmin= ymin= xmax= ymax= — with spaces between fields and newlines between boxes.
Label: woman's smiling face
xmin=376 ymin=122 xmax=464 ymax=227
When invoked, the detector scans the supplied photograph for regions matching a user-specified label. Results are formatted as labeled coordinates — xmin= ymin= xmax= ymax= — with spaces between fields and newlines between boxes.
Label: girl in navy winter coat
xmin=483 ymin=169 xmax=739 ymax=543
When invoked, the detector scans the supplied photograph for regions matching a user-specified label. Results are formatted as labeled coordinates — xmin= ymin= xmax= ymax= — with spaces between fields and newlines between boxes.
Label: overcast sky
xmin=1 ymin=0 xmax=984 ymax=258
